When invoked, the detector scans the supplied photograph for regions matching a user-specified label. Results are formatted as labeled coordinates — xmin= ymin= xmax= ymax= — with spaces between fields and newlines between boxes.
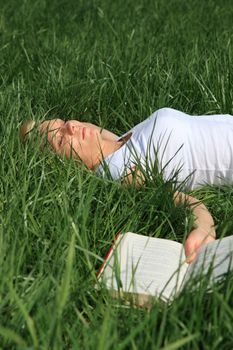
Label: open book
xmin=97 ymin=232 xmax=233 ymax=304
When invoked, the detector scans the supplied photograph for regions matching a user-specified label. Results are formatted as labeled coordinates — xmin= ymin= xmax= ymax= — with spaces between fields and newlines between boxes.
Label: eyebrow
xmin=50 ymin=121 xmax=68 ymax=146
xmin=46 ymin=121 xmax=64 ymax=136
xmin=40 ymin=120 xmax=66 ymax=149
xmin=46 ymin=126 xmax=61 ymax=133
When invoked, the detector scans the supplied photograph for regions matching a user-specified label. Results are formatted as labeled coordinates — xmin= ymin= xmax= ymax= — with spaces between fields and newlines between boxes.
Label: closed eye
xmin=58 ymin=135 xmax=64 ymax=147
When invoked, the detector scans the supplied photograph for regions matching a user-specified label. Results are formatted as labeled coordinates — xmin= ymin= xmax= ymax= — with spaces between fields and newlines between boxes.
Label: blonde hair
xmin=19 ymin=120 xmax=36 ymax=142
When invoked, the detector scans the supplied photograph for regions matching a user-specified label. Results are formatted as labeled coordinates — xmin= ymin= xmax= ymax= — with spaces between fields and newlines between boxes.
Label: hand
xmin=185 ymin=228 xmax=216 ymax=264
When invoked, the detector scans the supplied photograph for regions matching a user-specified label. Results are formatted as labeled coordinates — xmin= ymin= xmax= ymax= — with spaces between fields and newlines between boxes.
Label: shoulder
xmin=140 ymin=108 xmax=187 ymax=128
xmin=155 ymin=107 xmax=189 ymax=121
xmin=126 ymin=108 xmax=182 ymax=134
xmin=128 ymin=108 xmax=172 ymax=134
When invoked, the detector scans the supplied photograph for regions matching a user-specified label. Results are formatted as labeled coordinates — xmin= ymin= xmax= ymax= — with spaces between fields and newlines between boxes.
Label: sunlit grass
xmin=1 ymin=0 xmax=233 ymax=348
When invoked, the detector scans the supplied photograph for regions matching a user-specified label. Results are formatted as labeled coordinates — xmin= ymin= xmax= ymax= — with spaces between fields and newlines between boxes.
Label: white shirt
xmin=96 ymin=108 xmax=233 ymax=189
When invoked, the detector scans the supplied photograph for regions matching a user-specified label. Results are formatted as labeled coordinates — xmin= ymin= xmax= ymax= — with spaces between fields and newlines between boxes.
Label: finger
xmin=184 ymin=239 xmax=195 ymax=258
xmin=184 ymin=239 xmax=198 ymax=263
xmin=186 ymin=251 xmax=197 ymax=264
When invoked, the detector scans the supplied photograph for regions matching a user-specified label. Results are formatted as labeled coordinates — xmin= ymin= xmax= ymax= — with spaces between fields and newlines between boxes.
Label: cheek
xmin=90 ymin=129 xmax=102 ymax=146
xmin=66 ymin=132 xmax=102 ymax=162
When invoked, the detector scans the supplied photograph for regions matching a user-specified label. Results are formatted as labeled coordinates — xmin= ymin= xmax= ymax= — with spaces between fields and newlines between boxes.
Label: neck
xmin=93 ymin=139 xmax=124 ymax=170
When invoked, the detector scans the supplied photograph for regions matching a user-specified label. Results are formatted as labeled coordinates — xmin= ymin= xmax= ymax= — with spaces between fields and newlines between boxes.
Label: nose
xmin=65 ymin=121 xmax=76 ymax=135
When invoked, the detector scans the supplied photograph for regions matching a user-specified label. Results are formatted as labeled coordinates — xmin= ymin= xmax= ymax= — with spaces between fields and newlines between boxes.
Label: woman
xmin=22 ymin=107 xmax=233 ymax=262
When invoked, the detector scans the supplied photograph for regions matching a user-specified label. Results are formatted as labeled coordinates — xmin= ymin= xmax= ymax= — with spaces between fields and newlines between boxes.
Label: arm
xmin=173 ymin=191 xmax=216 ymax=263
xmin=122 ymin=168 xmax=216 ymax=263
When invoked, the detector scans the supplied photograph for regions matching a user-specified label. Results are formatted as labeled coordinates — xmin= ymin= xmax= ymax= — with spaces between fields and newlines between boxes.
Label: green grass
xmin=1 ymin=0 xmax=233 ymax=348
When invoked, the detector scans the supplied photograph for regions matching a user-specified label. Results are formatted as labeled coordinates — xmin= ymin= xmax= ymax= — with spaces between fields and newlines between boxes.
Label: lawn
xmin=1 ymin=0 xmax=233 ymax=348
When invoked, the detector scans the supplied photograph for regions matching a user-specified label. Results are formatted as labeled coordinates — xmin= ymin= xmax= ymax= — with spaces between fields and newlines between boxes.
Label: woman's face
xmin=39 ymin=119 xmax=105 ymax=169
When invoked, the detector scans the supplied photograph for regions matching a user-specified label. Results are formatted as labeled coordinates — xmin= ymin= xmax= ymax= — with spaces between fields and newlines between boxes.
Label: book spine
xmin=97 ymin=233 xmax=122 ymax=278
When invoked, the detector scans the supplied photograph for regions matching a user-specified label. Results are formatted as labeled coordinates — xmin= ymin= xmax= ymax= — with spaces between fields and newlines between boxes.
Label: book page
xmin=100 ymin=232 xmax=188 ymax=301
xmin=183 ymin=235 xmax=233 ymax=285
